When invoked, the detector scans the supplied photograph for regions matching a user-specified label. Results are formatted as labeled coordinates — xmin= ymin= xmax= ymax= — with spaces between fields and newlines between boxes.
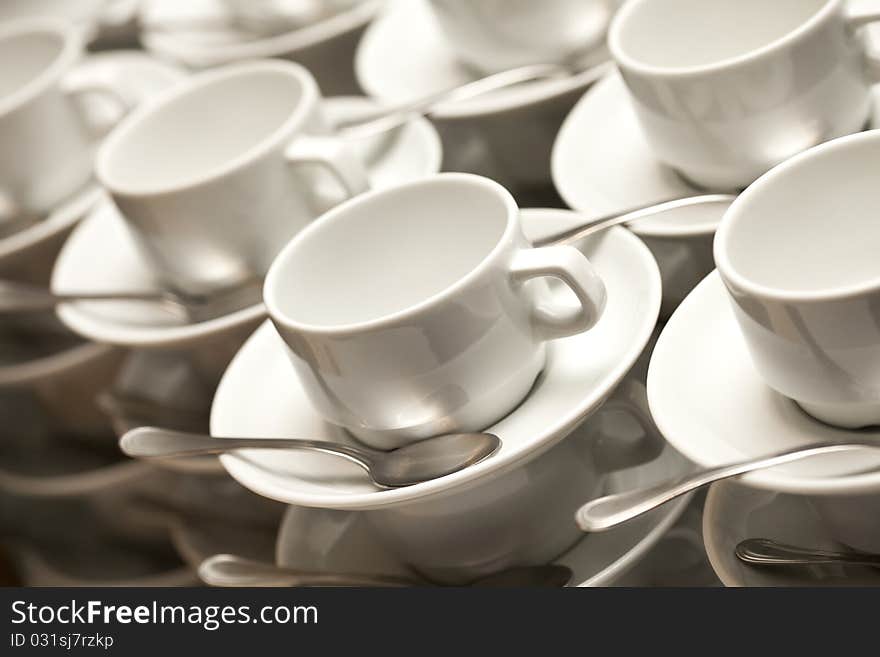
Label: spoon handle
xmin=532 ymin=193 xmax=737 ymax=248
xmin=119 ymin=427 xmax=375 ymax=470
xmin=198 ymin=555 xmax=417 ymax=588
xmin=337 ymin=62 xmax=607 ymax=140
xmin=0 ymin=280 xmax=173 ymax=313
xmin=575 ymin=442 xmax=876 ymax=532
xmin=735 ymin=539 xmax=880 ymax=568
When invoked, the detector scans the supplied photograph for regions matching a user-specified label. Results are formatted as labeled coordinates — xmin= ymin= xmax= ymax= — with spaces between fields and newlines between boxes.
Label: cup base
xmin=343 ymin=347 xmax=547 ymax=450
xmin=797 ymin=399 xmax=880 ymax=430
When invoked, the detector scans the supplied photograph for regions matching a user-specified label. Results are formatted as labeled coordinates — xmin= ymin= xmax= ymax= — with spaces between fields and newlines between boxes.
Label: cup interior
xmin=717 ymin=132 xmax=880 ymax=295
xmin=614 ymin=0 xmax=828 ymax=70
xmin=0 ymin=28 xmax=64 ymax=103
xmin=267 ymin=176 xmax=513 ymax=328
xmin=98 ymin=64 xmax=310 ymax=193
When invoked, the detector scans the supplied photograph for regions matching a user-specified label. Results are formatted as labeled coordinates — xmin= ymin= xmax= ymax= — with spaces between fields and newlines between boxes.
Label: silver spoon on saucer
xmin=576 ymin=439 xmax=880 ymax=532
xmin=198 ymin=554 xmax=573 ymax=588
xmin=0 ymin=278 xmax=263 ymax=321
xmin=119 ymin=427 xmax=501 ymax=488
xmin=735 ymin=538 xmax=880 ymax=569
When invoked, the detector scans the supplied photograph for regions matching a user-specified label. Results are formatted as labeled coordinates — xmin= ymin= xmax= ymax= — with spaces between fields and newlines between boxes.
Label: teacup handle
xmin=509 ymin=244 xmax=606 ymax=340
xmin=63 ymin=79 xmax=131 ymax=137
xmin=285 ymin=135 xmax=370 ymax=214
xmin=846 ymin=6 xmax=880 ymax=82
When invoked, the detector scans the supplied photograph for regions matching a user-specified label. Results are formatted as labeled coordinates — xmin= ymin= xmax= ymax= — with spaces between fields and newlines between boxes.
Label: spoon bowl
xmin=119 ymin=427 xmax=501 ymax=488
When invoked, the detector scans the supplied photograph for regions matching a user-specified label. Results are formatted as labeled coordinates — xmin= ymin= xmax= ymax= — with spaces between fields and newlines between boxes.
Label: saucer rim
xmin=648 ymin=270 xmax=880 ymax=496
xmin=50 ymin=95 xmax=442 ymax=348
xmin=214 ymin=217 xmax=662 ymax=510
xmin=702 ymin=481 xmax=756 ymax=587
xmin=140 ymin=0 xmax=382 ymax=66
xmin=700 ymin=481 xmax=880 ymax=588
xmin=354 ymin=0 xmax=610 ymax=120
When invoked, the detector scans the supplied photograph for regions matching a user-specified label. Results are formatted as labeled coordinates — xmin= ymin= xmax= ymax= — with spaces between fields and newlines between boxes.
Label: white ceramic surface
xmin=140 ymin=0 xmax=382 ymax=95
xmin=715 ymin=131 xmax=880 ymax=429
xmin=425 ymin=0 xmax=613 ymax=74
xmin=552 ymin=71 xmax=880 ymax=318
xmin=216 ymin=211 xmax=661 ymax=580
xmin=264 ymin=174 xmax=607 ymax=448
xmin=648 ymin=271 xmax=880 ymax=496
xmin=96 ymin=60 xmax=369 ymax=297
xmin=274 ymin=440 xmax=693 ymax=587
xmin=0 ymin=20 xmax=121 ymax=217
xmin=704 ymin=481 xmax=880 ymax=587
xmin=356 ymin=0 xmax=610 ymax=119
xmin=212 ymin=211 xmax=660 ymax=508
xmin=52 ymin=95 xmax=440 ymax=349
xmin=609 ymin=0 xmax=880 ymax=189
xmin=0 ymin=51 xmax=186 ymax=285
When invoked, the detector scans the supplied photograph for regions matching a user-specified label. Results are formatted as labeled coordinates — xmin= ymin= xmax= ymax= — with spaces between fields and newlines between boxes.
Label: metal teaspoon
xmin=575 ymin=440 xmax=880 ymax=532
xmin=119 ymin=427 xmax=501 ymax=488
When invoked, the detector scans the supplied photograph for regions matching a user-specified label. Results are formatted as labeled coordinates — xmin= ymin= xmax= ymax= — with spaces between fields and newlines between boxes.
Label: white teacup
xmin=609 ymin=0 xmax=880 ymax=190
xmin=715 ymin=130 xmax=880 ymax=429
xmin=426 ymin=0 xmax=616 ymax=74
xmin=264 ymin=173 xmax=607 ymax=449
xmin=95 ymin=59 xmax=369 ymax=296
xmin=0 ymin=19 xmax=124 ymax=218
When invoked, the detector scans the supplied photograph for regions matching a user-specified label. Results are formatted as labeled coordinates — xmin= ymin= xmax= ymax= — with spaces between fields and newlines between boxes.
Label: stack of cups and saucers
xmin=3 ymin=0 xmax=880 ymax=589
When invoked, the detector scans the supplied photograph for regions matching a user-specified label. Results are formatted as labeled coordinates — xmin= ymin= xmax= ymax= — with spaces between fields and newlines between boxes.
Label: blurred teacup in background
xmin=0 ymin=19 xmax=125 ymax=221
xmin=715 ymin=130 xmax=880 ymax=429
xmin=426 ymin=0 xmax=617 ymax=74
xmin=610 ymin=0 xmax=880 ymax=190
xmin=224 ymin=0 xmax=363 ymax=36
xmin=264 ymin=173 xmax=606 ymax=449
xmin=95 ymin=59 xmax=369 ymax=297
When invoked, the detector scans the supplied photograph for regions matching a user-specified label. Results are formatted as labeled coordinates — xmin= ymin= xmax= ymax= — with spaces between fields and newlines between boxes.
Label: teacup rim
xmin=714 ymin=130 xmax=880 ymax=303
xmin=0 ymin=18 xmax=81 ymax=118
xmin=95 ymin=59 xmax=319 ymax=197
xmin=263 ymin=172 xmax=520 ymax=336
xmin=609 ymin=0 xmax=839 ymax=79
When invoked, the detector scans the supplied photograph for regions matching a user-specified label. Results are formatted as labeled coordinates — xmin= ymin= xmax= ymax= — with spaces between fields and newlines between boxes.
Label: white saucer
xmin=51 ymin=97 xmax=442 ymax=349
xmin=552 ymin=72 xmax=880 ymax=239
xmin=140 ymin=0 xmax=382 ymax=72
xmin=275 ymin=442 xmax=692 ymax=586
xmin=355 ymin=0 xmax=611 ymax=120
xmin=649 ymin=272 xmax=880 ymax=496
xmin=703 ymin=481 xmax=880 ymax=587
xmin=0 ymin=52 xmax=185 ymax=277
xmin=210 ymin=211 xmax=661 ymax=510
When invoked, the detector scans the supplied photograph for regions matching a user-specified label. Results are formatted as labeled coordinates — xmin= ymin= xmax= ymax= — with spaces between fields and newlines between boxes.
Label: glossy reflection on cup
xmin=264 ymin=173 xmax=607 ymax=449
xmin=715 ymin=130 xmax=880 ymax=429
xmin=610 ymin=0 xmax=880 ymax=190
xmin=426 ymin=0 xmax=616 ymax=74
xmin=95 ymin=59 xmax=369 ymax=296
